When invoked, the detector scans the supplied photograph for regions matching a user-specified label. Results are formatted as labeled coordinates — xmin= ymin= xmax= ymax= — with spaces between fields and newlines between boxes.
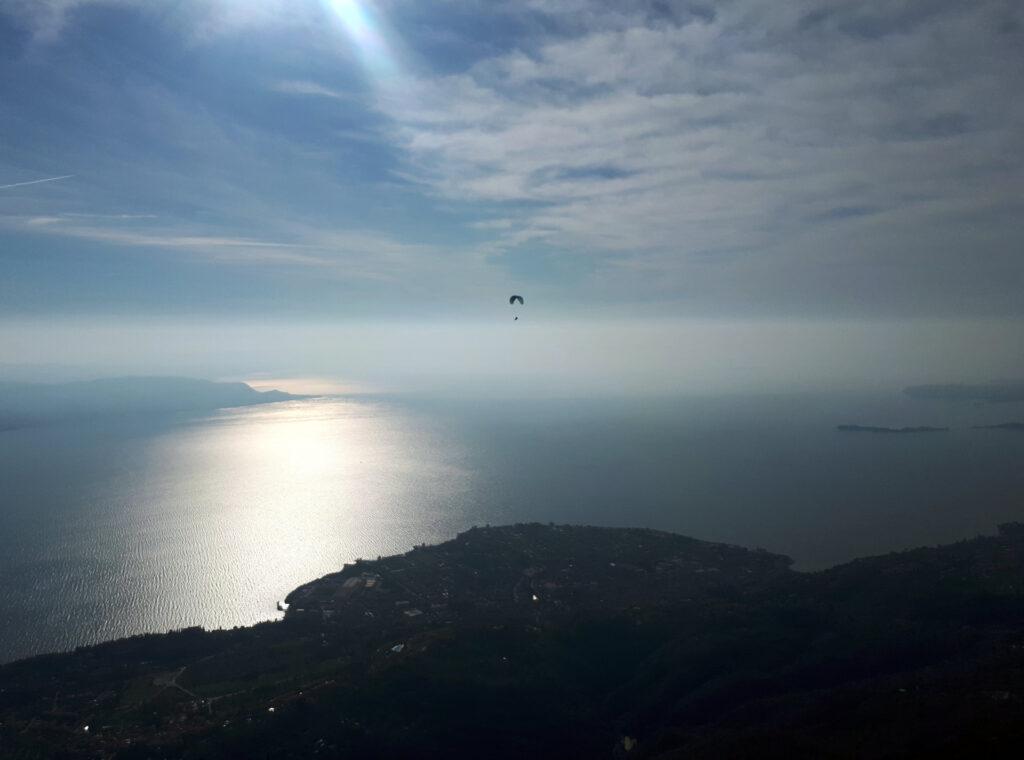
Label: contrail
xmin=0 ymin=174 xmax=74 ymax=191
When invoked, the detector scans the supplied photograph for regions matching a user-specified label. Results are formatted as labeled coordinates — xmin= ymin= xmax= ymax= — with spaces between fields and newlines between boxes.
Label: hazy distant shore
xmin=0 ymin=377 xmax=300 ymax=429
xmin=836 ymin=424 xmax=949 ymax=434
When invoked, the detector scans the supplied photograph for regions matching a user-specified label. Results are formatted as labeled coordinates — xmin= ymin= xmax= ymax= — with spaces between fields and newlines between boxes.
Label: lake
xmin=2 ymin=391 xmax=1024 ymax=663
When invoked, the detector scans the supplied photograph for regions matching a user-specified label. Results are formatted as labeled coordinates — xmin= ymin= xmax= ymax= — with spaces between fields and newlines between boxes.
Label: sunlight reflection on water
xmin=142 ymin=398 xmax=476 ymax=621
xmin=0 ymin=397 xmax=474 ymax=662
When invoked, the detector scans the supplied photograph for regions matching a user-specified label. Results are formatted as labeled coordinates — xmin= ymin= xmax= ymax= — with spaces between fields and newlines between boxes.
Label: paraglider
xmin=509 ymin=294 xmax=523 ymax=320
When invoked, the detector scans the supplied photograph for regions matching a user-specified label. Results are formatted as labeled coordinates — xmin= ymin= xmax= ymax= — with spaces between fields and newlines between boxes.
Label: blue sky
xmin=1 ymin=0 xmax=1023 ymax=322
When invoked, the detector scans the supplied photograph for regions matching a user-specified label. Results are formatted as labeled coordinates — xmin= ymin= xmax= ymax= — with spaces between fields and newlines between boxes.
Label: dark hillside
xmin=4 ymin=523 xmax=1024 ymax=758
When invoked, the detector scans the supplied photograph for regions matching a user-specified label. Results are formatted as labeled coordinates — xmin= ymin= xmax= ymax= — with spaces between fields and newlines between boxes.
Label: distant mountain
xmin=0 ymin=377 xmax=299 ymax=427
xmin=904 ymin=382 xmax=1024 ymax=403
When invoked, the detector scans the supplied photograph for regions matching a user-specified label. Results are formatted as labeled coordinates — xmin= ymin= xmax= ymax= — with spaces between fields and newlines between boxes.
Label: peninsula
xmin=0 ymin=376 xmax=299 ymax=429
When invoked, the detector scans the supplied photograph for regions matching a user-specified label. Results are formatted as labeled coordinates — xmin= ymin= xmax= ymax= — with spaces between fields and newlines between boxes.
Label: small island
xmin=837 ymin=424 xmax=949 ymax=433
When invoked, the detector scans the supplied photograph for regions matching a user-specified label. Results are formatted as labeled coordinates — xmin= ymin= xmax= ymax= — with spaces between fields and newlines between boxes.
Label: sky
xmin=0 ymin=0 xmax=1022 ymax=390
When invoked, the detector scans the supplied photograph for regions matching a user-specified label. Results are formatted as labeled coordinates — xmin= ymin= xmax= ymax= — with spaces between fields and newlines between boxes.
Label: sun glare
xmin=243 ymin=376 xmax=367 ymax=395
xmin=325 ymin=0 xmax=398 ymax=80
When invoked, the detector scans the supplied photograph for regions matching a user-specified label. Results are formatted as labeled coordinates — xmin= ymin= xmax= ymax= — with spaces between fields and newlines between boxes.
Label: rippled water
xmin=2 ymin=392 xmax=1024 ymax=663
xmin=0 ymin=398 xmax=477 ymax=663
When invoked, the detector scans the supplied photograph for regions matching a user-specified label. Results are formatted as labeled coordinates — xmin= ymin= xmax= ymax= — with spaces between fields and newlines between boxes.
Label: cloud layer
xmin=375 ymin=0 xmax=1024 ymax=311
xmin=1 ymin=0 xmax=1022 ymax=318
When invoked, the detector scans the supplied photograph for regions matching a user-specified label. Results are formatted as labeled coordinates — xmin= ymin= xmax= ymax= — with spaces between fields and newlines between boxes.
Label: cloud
xmin=269 ymin=80 xmax=359 ymax=101
xmin=468 ymin=218 xmax=514 ymax=231
xmin=0 ymin=174 xmax=74 ymax=190
xmin=362 ymin=0 xmax=1024 ymax=310
xmin=0 ymin=0 xmax=140 ymax=41
xmin=1 ymin=212 xmax=499 ymax=298
xmin=2 ymin=0 xmax=1022 ymax=318
xmin=3 ymin=214 xmax=328 ymax=263
xmin=0 ymin=0 xmax=318 ymax=42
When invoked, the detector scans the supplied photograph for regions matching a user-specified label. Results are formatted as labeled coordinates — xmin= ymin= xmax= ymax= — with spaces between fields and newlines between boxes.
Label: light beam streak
xmin=0 ymin=174 xmax=74 ymax=191
xmin=325 ymin=1 xmax=400 ymax=82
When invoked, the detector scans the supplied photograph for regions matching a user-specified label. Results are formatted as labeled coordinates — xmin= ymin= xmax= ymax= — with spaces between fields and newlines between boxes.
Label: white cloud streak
xmin=1 ymin=213 xmax=501 ymax=299
xmin=269 ymin=80 xmax=359 ymax=101
xmin=0 ymin=174 xmax=74 ymax=190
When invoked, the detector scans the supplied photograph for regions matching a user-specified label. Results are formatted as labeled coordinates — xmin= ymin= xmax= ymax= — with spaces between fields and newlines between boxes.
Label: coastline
xmin=6 ymin=522 xmax=1024 ymax=757
xmin=2 ymin=519 xmax=1016 ymax=666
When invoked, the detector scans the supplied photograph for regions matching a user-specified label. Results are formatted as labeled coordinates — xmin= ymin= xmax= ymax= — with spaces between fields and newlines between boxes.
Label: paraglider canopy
xmin=509 ymin=295 xmax=524 ymax=305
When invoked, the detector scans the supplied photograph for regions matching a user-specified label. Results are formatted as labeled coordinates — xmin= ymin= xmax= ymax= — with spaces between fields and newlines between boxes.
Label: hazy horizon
xmin=4 ymin=1 xmax=1023 ymax=402
xmin=1 ymin=316 xmax=1021 ymax=399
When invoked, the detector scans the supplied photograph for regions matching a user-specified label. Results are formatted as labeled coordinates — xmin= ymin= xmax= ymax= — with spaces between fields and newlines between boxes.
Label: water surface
xmin=2 ymin=392 xmax=1023 ymax=662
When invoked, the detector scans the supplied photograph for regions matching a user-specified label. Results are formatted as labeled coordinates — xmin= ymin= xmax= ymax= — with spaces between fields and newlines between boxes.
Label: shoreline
xmin=3 ymin=519 xmax=1013 ymax=668
xmin=6 ymin=521 xmax=1024 ymax=757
